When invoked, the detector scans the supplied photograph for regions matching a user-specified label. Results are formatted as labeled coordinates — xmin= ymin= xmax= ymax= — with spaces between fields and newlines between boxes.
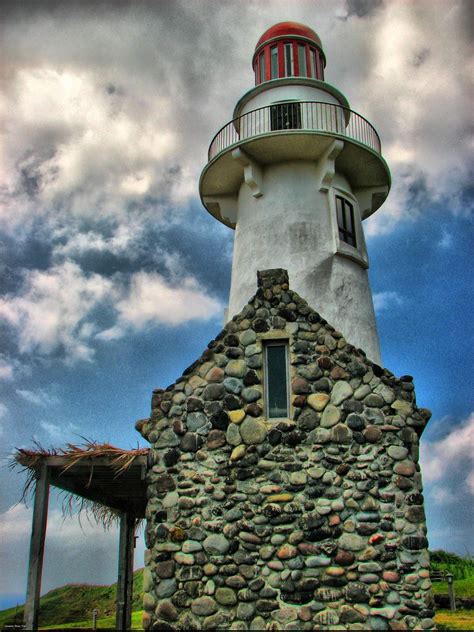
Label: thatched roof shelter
xmin=12 ymin=440 xmax=149 ymax=630
xmin=14 ymin=440 xmax=149 ymax=521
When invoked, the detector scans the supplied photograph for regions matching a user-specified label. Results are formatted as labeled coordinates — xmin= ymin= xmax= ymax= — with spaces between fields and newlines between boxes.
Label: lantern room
xmin=253 ymin=21 xmax=326 ymax=85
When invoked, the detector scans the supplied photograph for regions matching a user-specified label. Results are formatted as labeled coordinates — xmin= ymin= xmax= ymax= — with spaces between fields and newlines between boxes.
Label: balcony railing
xmin=208 ymin=101 xmax=381 ymax=161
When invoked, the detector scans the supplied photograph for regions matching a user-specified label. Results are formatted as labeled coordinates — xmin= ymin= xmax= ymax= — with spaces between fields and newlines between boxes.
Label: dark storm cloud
xmin=345 ymin=0 xmax=383 ymax=18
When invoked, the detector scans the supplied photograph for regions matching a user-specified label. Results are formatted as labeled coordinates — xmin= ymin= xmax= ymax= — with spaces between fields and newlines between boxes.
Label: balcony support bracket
xmin=317 ymin=139 xmax=344 ymax=192
xmin=232 ymin=148 xmax=263 ymax=198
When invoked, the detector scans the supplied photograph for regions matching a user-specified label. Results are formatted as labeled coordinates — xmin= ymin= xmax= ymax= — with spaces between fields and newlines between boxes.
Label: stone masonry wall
xmin=136 ymin=269 xmax=435 ymax=631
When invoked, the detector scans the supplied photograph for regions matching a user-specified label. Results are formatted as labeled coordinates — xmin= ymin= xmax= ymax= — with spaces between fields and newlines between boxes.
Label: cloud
xmin=16 ymin=389 xmax=59 ymax=407
xmin=0 ymin=403 xmax=8 ymax=435
xmin=39 ymin=420 xmax=78 ymax=441
xmin=0 ymin=259 xmax=220 ymax=361
xmin=0 ymin=261 xmax=115 ymax=362
xmin=98 ymin=271 xmax=221 ymax=340
xmin=420 ymin=412 xmax=474 ymax=497
xmin=0 ymin=502 xmax=146 ymax=594
xmin=0 ymin=355 xmax=15 ymax=381
xmin=438 ymin=230 xmax=454 ymax=249
xmin=343 ymin=0 xmax=384 ymax=19
xmin=372 ymin=290 xmax=403 ymax=314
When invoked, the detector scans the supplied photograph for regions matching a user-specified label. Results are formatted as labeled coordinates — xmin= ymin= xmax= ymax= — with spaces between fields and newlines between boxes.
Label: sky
xmin=0 ymin=0 xmax=473 ymax=610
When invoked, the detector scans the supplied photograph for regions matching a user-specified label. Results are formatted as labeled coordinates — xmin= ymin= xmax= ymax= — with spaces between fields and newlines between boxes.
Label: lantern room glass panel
xmin=284 ymin=43 xmax=294 ymax=76
xmin=298 ymin=44 xmax=307 ymax=77
xmin=259 ymin=51 xmax=266 ymax=83
xmin=310 ymin=49 xmax=317 ymax=78
xmin=270 ymin=46 xmax=279 ymax=79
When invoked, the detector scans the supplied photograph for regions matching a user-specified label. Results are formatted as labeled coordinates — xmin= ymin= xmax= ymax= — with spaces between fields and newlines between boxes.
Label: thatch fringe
xmin=10 ymin=439 xmax=148 ymax=529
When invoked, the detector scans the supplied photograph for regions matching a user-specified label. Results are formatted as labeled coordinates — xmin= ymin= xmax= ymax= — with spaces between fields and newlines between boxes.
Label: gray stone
xmin=331 ymin=381 xmax=353 ymax=405
xmin=338 ymin=533 xmax=366 ymax=551
xmin=387 ymin=445 xmax=409 ymax=460
xmin=156 ymin=578 xmax=177 ymax=598
xmin=182 ymin=540 xmax=203 ymax=553
xmin=203 ymin=383 xmax=225 ymax=400
xmin=215 ymin=587 xmax=237 ymax=605
xmin=298 ymin=409 xmax=319 ymax=431
xmin=226 ymin=423 xmax=242 ymax=446
xmin=203 ymin=612 xmax=234 ymax=629
xmin=241 ymin=387 xmax=261 ymax=403
xmin=305 ymin=555 xmax=331 ymax=567
xmin=240 ymin=330 xmax=256 ymax=346
xmin=186 ymin=412 xmax=208 ymax=432
xmin=191 ymin=595 xmax=218 ymax=616
xmin=298 ymin=363 xmax=323 ymax=380
xmin=226 ymin=359 xmax=247 ymax=377
xmin=331 ymin=423 xmax=353 ymax=444
xmin=155 ymin=428 xmax=179 ymax=448
xmin=224 ymin=377 xmax=243 ymax=394
xmin=240 ymin=418 xmax=267 ymax=444
xmin=320 ymin=405 xmax=341 ymax=428
xmin=237 ymin=602 xmax=256 ymax=620
xmin=203 ymin=534 xmax=230 ymax=554
xmin=365 ymin=394 xmax=385 ymax=408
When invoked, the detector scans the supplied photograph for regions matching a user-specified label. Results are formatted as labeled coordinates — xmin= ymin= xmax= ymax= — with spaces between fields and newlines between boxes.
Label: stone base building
xmin=137 ymin=269 xmax=435 ymax=631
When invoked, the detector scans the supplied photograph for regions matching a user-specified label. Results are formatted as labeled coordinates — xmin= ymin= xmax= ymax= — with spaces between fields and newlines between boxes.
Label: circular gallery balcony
xmin=200 ymin=101 xmax=391 ymax=221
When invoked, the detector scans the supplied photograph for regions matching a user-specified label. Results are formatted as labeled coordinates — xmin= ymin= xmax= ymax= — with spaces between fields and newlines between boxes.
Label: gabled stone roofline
xmin=136 ymin=269 xmax=431 ymax=441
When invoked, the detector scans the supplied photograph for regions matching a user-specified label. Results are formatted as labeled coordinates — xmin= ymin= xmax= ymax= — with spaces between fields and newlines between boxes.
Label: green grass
xmin=0 ymin=569 xmax=144 ymax=629
xmin=40 ymin=610 xmax=144 ymax=629
xmin=432 ymin=575 xmax=474 ymax=599
xmin=435 ymin=609 xmax=474 ymax=630
xmin=431 ymin=550 xmax=474 ymax=581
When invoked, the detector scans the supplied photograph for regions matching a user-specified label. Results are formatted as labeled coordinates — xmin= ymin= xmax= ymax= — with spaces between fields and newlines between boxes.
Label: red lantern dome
xmin=253 ymin=21 xmax=326 ymax=85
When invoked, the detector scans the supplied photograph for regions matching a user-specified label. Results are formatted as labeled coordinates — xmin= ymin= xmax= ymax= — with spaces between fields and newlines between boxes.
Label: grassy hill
xmin=0 ymin=569 xmax=144 ymax=629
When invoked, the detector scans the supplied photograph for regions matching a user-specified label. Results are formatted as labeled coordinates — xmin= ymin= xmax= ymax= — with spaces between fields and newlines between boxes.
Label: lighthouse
xmin=200 ymin=21 xmax=390 ymax=364
xmin=140 ymin=21 xmax=435 ymax=631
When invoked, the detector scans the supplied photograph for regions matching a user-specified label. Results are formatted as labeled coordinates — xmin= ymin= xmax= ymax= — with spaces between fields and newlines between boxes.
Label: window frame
xmin=264 ymin=340 xmax=290 ymax=420
xmin=329 ymin=188 xmax=369 ymax=268
xmin=336 ymin=195 xmax=357 ymax=248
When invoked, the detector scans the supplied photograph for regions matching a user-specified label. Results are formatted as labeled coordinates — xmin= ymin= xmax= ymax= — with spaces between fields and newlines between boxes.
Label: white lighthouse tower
xmin=199 ymin=21 xmax=390 ymax=364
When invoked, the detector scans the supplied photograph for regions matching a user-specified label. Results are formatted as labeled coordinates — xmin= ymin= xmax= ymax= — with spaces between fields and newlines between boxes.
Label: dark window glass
xmin=259 ymin=51 xmax=266 ymax=83
xmin=336 ymin=195 xmax=357 ymax=247
xmin=271 ymin=46 xmax=278 ymax=78
xmin=285 ymin=43 xmax=293 ymax=76
xmin=265 ymin=344 xmax=288 ymax=418
xmin=270 ymin=102 xmax=301 ymax=130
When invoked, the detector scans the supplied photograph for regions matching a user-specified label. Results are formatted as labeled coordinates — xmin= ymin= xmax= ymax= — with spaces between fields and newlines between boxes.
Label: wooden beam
xmin=116 ymin=512 xmax=136 ymax=631
xmin=24 ymin=464 xmax=50 ymax=631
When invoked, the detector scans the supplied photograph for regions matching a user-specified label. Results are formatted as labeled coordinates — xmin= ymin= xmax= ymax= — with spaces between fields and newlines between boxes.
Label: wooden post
xmin=447 ymin=573 xmax=456 ymax=610
xmin=24 ymin=463 xmax=50 ymax=631
xmin=116 ymin=512 xmax=135 ymax=631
